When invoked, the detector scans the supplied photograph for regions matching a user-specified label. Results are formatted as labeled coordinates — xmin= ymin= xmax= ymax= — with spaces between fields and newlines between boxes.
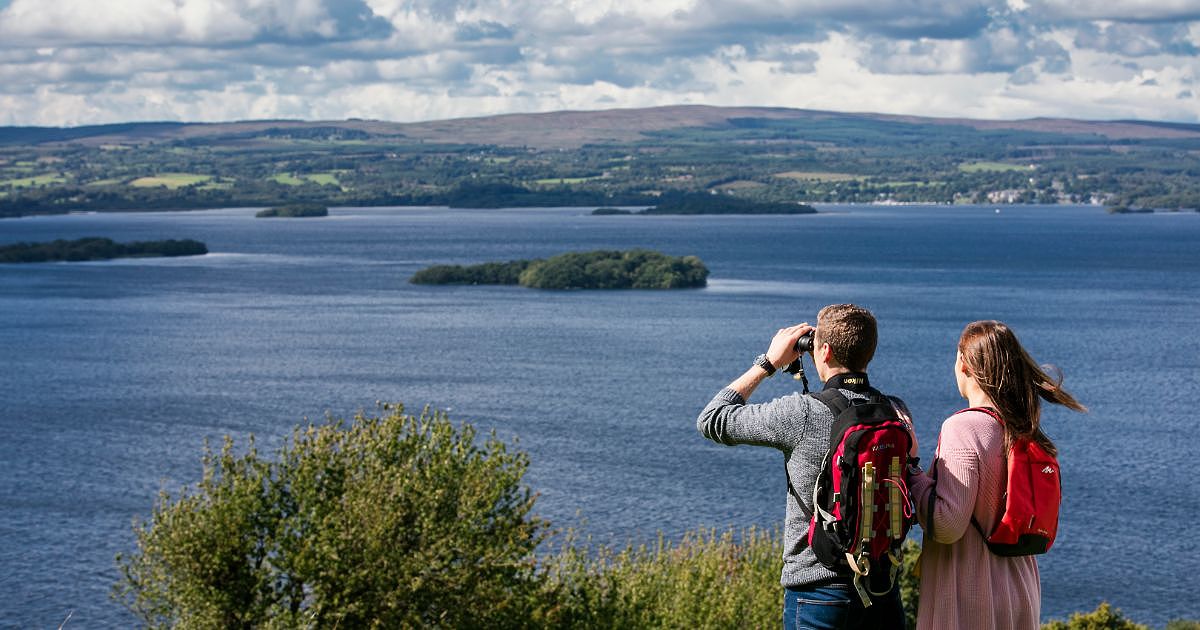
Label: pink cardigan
xmin=907 ymin=409 xmax=1041 ymax=630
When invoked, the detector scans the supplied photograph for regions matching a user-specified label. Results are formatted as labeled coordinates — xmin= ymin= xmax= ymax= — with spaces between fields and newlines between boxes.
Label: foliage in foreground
xmin=410 ymin=249 xmax=709 ymax=289
xmin=539 ymin=527 xmax=783 ymax=629
xmin=116 ymin=404 xmax=545 ymax=628
xmin=117 ymin=404 xmax=1196 ymax=629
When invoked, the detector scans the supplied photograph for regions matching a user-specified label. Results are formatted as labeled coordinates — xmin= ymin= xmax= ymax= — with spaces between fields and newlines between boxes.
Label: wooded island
xmin=0 ymin=237 xmax=208 ymax=263
xmin=411 ymin=249 xmax=708 ymax=289
xmin=256 ymin=203 xmax=328 ymax=218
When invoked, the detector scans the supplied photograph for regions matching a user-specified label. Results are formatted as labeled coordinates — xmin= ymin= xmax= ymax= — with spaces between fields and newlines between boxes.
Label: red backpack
xmin=963 ymin=407 xmax=1062 ymax=556
xmin=803 ymin=389 xmax=916 ymax=607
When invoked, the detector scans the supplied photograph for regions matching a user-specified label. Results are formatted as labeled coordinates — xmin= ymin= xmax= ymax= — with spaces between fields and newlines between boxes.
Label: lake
xmin=1 ymin=205 xmax=1198 ymax=627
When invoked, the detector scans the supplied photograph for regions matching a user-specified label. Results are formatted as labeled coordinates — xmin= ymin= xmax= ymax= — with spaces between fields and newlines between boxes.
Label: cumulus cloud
xmin=0 ymin=0 xmax=1196 ymax=125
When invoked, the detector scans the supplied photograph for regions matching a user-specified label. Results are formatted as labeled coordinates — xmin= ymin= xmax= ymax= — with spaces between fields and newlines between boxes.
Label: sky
xmin=0 ymin=0 xmax=1197 ymax=127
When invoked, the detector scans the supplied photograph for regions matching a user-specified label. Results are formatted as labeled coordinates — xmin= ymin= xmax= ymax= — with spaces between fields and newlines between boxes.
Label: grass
xmin=305 ymin=173 xmax=341 ymax=186
xmin=879 ymin=180 xmax=946 ymax=187
xmin=129 ymin=173 xmax=212 ymax=189
xmin=540 ymin=527 xmax=785 ymax=628
xmin=85 ymin=178 xmax=125 ymax=187
xmin=269 ymin=172 xmax=343 ymax=187
xmin=714 ymin=180 xmax=766 ymax=190
xmin=197 ymin=181 xmax=234 ymax=191
xmin=958 ymin=161 xmax=1033 ymax=173
xmin=1 ymin=173 xmax=66 ymax=188
xmin=532 ymin=176 xmax=604 ymax=185
xmin=270 ymin=173 xmax=306 ymax=186
xmin=774 ymin=171 xmax=864 ymax=182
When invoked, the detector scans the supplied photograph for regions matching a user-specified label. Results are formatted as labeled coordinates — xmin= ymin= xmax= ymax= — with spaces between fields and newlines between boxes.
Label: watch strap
xmin=754 ymin=354 xmax=776 ymax=377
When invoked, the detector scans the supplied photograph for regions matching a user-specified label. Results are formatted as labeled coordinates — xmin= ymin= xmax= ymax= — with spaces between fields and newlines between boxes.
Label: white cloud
xmin=0 ymin=0 xmax=1196 ymax=126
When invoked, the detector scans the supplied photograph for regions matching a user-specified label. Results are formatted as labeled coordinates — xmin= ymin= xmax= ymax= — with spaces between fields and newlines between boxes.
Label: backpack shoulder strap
xmin=811 ymin=388 xmax=851 ymax=417
xmin=961 ymin=406 xmax=1004 ymax=425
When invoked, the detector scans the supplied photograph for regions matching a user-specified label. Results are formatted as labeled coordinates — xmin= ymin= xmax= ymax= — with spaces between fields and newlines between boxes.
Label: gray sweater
xmin=696 ymin=376 xmax=882 ymax=588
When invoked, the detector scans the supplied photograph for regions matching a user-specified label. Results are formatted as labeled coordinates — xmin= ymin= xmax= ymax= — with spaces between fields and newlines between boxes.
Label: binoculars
xmin=782 ymin=331 xmax=814 ymax=375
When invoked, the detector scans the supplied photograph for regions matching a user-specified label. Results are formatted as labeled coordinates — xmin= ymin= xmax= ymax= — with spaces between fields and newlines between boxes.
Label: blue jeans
xmin=783 ymin=582 xmax=905 ymax=630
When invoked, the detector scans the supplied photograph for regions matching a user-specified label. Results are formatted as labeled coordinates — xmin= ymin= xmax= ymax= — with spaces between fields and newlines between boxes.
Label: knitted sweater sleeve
xmin=695 ymin=388 xmax=809 ymax=450
xmin=909 ymin=414 xmax=983 ymax=545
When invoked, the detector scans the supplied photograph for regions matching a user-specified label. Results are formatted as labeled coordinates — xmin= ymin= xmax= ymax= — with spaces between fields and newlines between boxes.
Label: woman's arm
xmin=907 ymin=416 xmax=983 ymax=544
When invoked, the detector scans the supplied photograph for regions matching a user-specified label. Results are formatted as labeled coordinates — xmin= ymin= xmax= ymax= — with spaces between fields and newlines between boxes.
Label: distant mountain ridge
xmin=4 ymin=105 xmax=1199 ymax=150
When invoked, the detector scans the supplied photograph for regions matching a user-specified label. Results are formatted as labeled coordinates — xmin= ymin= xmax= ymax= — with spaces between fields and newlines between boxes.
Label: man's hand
xmin=765 ymin=323 xmax=815 ymax=370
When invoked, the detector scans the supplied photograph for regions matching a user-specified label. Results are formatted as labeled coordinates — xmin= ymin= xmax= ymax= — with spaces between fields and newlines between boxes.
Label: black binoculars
xmin=782 ymin=331 xmax=814 ymax=375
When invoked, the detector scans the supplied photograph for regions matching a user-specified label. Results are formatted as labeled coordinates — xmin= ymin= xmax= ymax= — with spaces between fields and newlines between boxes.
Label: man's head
xmin=813 ymin=304 xmax=877 ymax=376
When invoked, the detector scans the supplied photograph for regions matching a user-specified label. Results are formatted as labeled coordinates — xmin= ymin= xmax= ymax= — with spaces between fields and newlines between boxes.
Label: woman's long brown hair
xmin=958 ymin=320 xmax=1087 ymax=455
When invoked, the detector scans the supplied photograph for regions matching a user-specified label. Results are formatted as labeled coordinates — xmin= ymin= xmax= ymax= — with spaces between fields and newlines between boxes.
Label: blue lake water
xmin=1 ymin=205 xmax=1198 ymax=627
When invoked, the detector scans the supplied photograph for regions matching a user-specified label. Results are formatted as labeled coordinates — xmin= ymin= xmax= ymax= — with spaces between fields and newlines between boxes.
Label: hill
xmin=2 ymin=105 xmax=1199 ymax=217
xmin=4 ymin=106 xmax=1198 ymax=150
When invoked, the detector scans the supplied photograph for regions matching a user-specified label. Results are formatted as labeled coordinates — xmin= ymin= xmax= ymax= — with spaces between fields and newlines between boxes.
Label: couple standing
xmin=697 ymin=304 xmax=1085 ymax=630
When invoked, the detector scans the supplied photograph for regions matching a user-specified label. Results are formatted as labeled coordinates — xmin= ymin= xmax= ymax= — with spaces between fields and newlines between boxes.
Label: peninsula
xmin=0 ymin=237 xmax=208 ymax=263
xmin=256 ymin=203 xmax=328 ymax=218
xmin=592 ymin=193 xmax=815 ymax=215
xmin=411 ymin=249 xmax=708 ymax=289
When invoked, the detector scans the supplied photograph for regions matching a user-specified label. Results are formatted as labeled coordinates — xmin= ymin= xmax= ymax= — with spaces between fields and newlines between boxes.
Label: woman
xmin=908 ymin=320 xmax=1086 ymax=630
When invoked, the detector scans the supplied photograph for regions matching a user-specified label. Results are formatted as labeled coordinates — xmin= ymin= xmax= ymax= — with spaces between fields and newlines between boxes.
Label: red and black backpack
xmin=802 ymin=389 xmax=916 ymax=607
xmin=961 ymin=406 xmax=1062 ymax=556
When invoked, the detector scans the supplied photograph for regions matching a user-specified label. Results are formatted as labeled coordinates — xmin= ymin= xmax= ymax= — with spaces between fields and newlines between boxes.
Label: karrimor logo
xmin=1041 ymin=466 xmax=1055 ymax=474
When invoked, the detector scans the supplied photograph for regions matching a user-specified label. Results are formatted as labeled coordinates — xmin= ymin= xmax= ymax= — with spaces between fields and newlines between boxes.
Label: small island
xmin=593 ymin=193 xmax=815 ymax=216
xmin=411 ymin=249 xmax=708 ymax=289
xmin=256 ymin=203 xmax=329 ymax=218
xmin=0 ymin=237 xmax=208 ymax=263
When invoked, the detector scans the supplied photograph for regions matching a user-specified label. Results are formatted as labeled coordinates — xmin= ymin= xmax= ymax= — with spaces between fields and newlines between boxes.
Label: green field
xmin=270 ymin=172 xmax=343 ymax=187
xmin=532 ymin=175 xmax=603 ymax=185
xmin=1 ymin=173 xmax=67 ymax=188
xmin=85 ymin=178 xmax=125 ymax=187
xmin=129 ymin=173 xmax=212 ymax=189
xmin=714 ymin=179 xmax=766 ymax=190
xmin=773 ymin=171 xmax=864 ymax=182
xmin=958 ymin=161 xmax=1034 ymax=173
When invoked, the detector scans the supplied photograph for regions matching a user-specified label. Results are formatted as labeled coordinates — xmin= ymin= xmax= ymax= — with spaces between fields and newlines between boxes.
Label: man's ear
xmin=818 ymin=342 xmax=833 ymax=365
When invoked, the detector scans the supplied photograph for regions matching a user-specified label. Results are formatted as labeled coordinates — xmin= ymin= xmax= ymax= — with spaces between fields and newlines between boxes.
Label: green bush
xmin=1041 ymin=602 xmax=1149 ymax=630
xmin=538 ymin=527 xmax=781 ymax=629
xmin=115 ymin=404 xmax=546 ymax=629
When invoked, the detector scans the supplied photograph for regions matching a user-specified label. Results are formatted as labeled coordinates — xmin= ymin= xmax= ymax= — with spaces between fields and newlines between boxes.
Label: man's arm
xmin=696 ymin=323 xmax=814 ymax=447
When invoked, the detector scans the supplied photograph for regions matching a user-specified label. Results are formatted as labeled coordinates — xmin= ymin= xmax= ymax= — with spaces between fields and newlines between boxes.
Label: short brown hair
xmin=815 ymin=304 xmax=877 ymax=372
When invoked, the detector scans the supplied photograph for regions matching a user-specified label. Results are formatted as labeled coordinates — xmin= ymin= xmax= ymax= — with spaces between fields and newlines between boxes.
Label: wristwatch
xmin=753 ymin=354 xmax=776 ymax=377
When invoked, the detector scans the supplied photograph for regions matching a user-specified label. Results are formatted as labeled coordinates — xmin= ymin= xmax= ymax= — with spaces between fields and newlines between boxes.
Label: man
xmin=696 ymin=303 xmax=910 ymax=630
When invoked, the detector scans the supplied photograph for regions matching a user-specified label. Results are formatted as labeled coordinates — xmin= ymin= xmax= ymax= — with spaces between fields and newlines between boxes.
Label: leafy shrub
xmin=115 ymin=404 xmax=546 ymax=629
xmin=1041 ymin=602 xmax=1149 ymax=630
